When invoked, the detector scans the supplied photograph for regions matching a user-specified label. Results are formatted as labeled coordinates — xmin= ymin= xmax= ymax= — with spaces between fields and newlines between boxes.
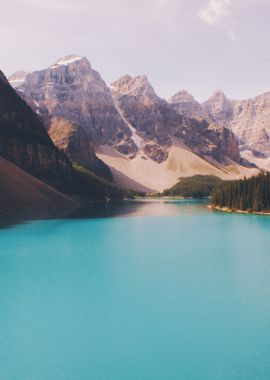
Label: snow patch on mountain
xmin=51 ymin=55 xmax=83 ymax=68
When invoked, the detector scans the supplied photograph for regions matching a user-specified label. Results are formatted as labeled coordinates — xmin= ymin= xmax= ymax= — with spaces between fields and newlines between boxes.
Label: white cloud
xmin=198 ymin=0 xmax=231 ymax=25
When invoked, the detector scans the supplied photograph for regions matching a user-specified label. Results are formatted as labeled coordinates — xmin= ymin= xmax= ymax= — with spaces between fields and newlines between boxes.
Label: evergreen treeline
xmin=163 ymin=175 xmax=223 ymax=198
xmin=71 ymin=163 xmax=136 ymax=200
xmin=211 ymin=172 xmax=270 ymax=212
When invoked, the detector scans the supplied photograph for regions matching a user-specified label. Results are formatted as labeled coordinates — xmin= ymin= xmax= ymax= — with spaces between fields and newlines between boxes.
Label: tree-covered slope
xmin=211 ymin=173 xmax=270 ymax=212
xmin=163 ymin=175 xmax=223 ymax=197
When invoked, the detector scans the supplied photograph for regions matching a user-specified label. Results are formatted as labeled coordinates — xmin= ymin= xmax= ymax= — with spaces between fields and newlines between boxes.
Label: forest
xmin=211 ymin=172 xmax=270 ymax=212
xmin=163 ymin=175 xmax=222 ymax=198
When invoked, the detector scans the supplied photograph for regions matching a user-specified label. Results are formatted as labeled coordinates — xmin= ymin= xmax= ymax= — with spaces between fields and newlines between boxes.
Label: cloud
xmin=197 ymin=0 xmax=231 ymax=25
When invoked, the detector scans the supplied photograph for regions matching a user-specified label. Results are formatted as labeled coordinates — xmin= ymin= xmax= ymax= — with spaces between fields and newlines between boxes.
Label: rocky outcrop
xmin=0 ymin=70 xmax=73 ymax=190
xmin=49 ymin=117 xmax=112 ymax=181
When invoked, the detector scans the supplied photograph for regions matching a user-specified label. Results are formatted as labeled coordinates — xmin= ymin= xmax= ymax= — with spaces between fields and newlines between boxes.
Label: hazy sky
xmin=1 ymin=0 xmax=270 ymax=101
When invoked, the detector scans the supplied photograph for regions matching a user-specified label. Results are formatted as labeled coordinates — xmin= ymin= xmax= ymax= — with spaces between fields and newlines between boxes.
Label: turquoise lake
xmin=1 ymin=199 xmax=270 ymax=380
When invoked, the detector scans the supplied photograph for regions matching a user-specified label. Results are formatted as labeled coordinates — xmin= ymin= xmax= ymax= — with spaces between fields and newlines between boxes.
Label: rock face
xmin=230 ymin=93 xmax=270 ymax=155
xmin=203 ymin=91 xmax=270 ymax=155
xmin=0 ymin=70 xmax=73 ymax=190
xmin=49 ymin=117 xmax=112 ymax=181
xmin=111 ymin=75 xmax=241 ymax=163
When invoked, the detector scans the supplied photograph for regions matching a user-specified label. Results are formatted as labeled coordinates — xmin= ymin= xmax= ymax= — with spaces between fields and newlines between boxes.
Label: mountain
xmin=0 ymin=70 xmax=129 ymax=205
xmin=111 ymin=75 xmax=241 ymax=164
xmin=104 ymin=74 xmax=252 ymax=192
xmin=0 ymin=70 xmax=73 ymax=191
xmin=9 ymin=56 xmax=257 ymax=192
xmin=13 ymin=55 xmax=137 ymax=156
xmin=0 ymin=157 xmax=78 ymax=226
xmin=169 ymin=88 xmax=270 ymax=167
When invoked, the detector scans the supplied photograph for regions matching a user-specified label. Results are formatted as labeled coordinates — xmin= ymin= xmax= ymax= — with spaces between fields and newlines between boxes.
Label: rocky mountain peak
xmin=11 ymin=56 xmax=136 ymax=156
xmin=210 ymin=89 xmax=227 ymax=99
xmin=203 ymin=89 xmax=234 ymax=126
xmin=168 ymin=89 xmax=205 ymax=119
xmin=111 ymin=74 xmax=156 ymax=98
xmin=169 ymin=90 xmax=195 ymax=103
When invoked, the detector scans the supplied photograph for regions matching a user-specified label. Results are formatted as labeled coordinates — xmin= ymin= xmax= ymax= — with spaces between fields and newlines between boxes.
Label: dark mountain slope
xmin=0 ymin=157 xmax=78 ymax=226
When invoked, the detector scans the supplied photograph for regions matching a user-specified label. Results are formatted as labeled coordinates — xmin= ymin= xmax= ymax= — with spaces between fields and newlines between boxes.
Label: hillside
xmin=0 ymin=157 xmax=79 ymax=226
xmin=163 ymin=175 xmax=223 ymax=198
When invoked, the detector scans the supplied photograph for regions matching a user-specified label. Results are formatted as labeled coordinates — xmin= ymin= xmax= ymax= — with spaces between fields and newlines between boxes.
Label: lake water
xmin=1 ymin=199 xmax=270 ymax=380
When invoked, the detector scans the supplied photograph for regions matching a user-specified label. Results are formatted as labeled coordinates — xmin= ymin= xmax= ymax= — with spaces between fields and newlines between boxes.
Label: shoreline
xmin=208 ymin=204 xmax=270 ymax=216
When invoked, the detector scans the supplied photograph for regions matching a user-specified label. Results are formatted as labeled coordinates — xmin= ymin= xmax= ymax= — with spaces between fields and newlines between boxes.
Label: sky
xmin=1 ymin=0 xmax=270 ymax=102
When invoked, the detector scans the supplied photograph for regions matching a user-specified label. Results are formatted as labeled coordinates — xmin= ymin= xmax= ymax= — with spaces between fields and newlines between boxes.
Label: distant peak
xmin=8 ymin=71 xmax=28 ymax=88
xmin=211 ymin=89 xmax=226 ymax=98
xmin=50 ymin=54 xmax=85 ymax=68
xmin=169 ymin=90 xmax=196 ymax=103
xmin=111 ymin=74 xmax=155 ymax=97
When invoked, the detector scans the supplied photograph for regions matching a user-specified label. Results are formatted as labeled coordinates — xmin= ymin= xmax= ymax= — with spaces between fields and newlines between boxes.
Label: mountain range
xmin=8 ymin=54 xmax=262 ymax=193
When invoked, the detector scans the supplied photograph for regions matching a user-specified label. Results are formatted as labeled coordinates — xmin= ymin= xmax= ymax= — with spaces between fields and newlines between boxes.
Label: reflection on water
xmin=0 ymin=198 xmax=209 ymax=229
xmin=69 ymin=198 xmax=209 ymax=219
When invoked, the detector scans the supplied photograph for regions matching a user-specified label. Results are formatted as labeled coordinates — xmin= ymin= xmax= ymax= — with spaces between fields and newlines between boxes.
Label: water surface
xmin=1 ymin=199 xmax=270 ymax=380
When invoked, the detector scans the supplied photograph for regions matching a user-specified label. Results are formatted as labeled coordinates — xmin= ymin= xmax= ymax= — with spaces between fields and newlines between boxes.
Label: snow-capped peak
xmin=51 ymin=55 xmax=83 ymax=68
